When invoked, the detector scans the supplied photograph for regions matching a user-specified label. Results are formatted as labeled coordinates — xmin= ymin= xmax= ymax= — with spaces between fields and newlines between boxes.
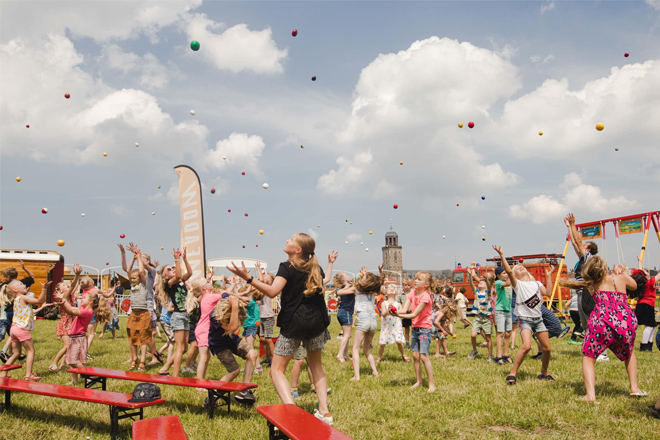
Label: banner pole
xmin=638 ymin=215 xmax=652 ymax=268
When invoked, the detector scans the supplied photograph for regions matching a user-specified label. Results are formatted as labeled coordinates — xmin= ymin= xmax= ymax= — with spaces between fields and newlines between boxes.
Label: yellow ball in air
xmin=103 ymin=152 xmax=108 ymax=157
xmin=57 ymin=240 xmax=65 ymax=247
xmin=16 ymin=177 xmax=21 ymax=182
xmin=458 ymin=122 xmax=464 ymax=128
xmin=539 ymin=131 xmax=543 ymax=136
xmin=369 ymin=231 xmax=373 ymax=235
xmin=259 ymin=230 xmax=264 ymax=235
xmin=596 ymin=123 xmax=605 ymax=131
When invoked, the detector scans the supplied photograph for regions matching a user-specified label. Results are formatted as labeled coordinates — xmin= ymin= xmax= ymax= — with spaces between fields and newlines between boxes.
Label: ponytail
xmin=289 ymin=233 xmax=324 ymax=297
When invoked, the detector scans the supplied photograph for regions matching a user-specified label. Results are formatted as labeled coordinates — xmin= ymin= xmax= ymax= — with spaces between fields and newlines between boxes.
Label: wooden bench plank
xmin=132 ymin=415 xmax=188 ymax=440
xmin=68 ymin=367 xmax=256 ymax=391
xmin=0 ymin=365 xmax=22 ymax=372
xmin=257 ymin=404 xmax=353 ymax=440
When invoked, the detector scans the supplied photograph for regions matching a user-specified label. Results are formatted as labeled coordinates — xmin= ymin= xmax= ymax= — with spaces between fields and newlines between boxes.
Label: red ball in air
xmin=468 ymin=121 xmax=475 ymax=128
xmin=211 ymin=188 xmax=216 ymax=194
xmin=106 ymin=262 xmax=109 ymax=265
xmin=244 ymin=213 xmax=248 ymax=217
xmin=120 ymin=234 xmax=126 ymax=239
xmin=228 ymin=209 xmax=231 ymax=213
xmin=26 ymin=124 xmax=30 ymax=128
xmin=393 ymin=204 xmax=398 ymax=209
xmin=518 ymin=258 xmax=524 ymax=263
xmin=624 ymin=53 xmax=629 ymax=58
xmin=0 ymin=226 xmax=3 ymax=230
xmin=64 ymin=93 xmax=70 ymax=99
xmin=241 ymin=172 xmax=246 ymax=176
xmin=242 ymin=245 xmax=245 ymax=248
xmin=256 ymin=244 xmax=259 ymax=247
xmin=41 ymin=208 xmax=48 ymax=214
xmin=457 ymin=204 xmax=460 ymax=207
xmin=292 ymin=29 xmax=298 ymax=37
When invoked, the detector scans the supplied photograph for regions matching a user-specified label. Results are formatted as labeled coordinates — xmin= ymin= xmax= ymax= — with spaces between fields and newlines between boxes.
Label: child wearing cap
xmin=494 ymin=266 xmax=513 ymax=365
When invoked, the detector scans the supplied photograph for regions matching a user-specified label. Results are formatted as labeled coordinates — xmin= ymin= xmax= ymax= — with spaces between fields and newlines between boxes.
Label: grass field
xmin=1 ymin=316 xmax=659 ymax=440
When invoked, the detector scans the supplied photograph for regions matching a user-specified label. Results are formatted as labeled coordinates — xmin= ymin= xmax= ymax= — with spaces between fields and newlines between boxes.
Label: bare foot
xmin=427 ymin=385 xmax=436 ymax=393
xmin=410 ymin=382 xmax=422 ymax=390
xmin=435 ymin=354 xmax=445 ymax=358
xmin=122 ymin=359 xmax=132 ymax=365
xmin=349 ymin=376 xmax=360 ymax=382
xmin=147 ymin=360 xmax=160 ymax=366
xmin=580 ymin=395 xmax=597 ymax=403
xmin=447 ymin=351 xmax=456 ymax=356
xmin=373 ymin=372 xmax=379 ymax=378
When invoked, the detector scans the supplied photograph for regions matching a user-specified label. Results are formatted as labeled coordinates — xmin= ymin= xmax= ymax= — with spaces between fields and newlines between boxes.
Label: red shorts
xmin=9 ymin=325 xmax=32 ymax=342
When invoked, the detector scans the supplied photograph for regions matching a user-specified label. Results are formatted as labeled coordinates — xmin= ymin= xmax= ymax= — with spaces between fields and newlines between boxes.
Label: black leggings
xmin=569 ymin=310 xmax=582 ymax=334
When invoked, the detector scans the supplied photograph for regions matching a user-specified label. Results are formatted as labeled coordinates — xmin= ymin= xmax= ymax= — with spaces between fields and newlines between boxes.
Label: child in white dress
xmin=376 ymin=284 xmax=410 ymax=363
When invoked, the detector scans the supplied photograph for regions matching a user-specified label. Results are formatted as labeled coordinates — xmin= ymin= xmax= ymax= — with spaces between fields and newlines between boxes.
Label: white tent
xmin=207 ymin=257 xmax=267 ymax=280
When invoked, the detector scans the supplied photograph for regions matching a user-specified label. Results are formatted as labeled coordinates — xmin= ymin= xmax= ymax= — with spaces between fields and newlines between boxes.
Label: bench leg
xmin=109 ymin=406 xmax=143 ymax=440
xmin=3 ymin=389 xmax=10 ymax=410
xmin=82 ymin=374 xmax=106 ymax=391
xmin=206 ymin=389 xmax=231 ymax=419
xmin=268 ymin=421 xmax=289 ymax=440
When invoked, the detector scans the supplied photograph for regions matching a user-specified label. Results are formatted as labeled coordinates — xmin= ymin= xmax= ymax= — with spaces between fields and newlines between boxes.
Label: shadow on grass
xmin=4 ymin=403 xmax=116 ymax=437
xmin=568 ymin=379 xmax=631 ymax=397
xmin=163 ymin=397 xmax=258 ymax=420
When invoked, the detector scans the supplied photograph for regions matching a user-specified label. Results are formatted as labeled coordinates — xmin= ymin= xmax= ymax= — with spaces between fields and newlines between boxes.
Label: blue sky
xmin=1 ymin=0 xmax=659 ymax=276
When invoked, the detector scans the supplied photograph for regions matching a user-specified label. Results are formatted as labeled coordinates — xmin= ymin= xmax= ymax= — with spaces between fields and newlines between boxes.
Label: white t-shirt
xmin=354 ymin=290 xmax=376 ymax=316
xmin=455 ymin=292 xmax=467 ymax=309
xmin=514 ymin=280 xmax=544 ymax=319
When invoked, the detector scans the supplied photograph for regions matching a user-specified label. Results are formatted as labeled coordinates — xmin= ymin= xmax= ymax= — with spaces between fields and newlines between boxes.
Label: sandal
xmin=48 ymin=365 xmax=59 ymax=372
xmin=496 ymin=357 xmax=505 ymax=366
xmin=403 ymin=356 xmax=411 ymax=362
xmin=128 ymin=362 xmax=137 ymax=371
xmin=434 ymin=354 xmax=445 ymax=358
xmin=153 ymin=351 xmax=164 ymax=364
xmin=537 ymin=374 xmax=555 ymax=381
xmin=137 ymin=363 xmax=146 ymax=373
xmin=506 ymin=375 xmax=517 ymax=385
xmin=649 ymin=405 xmax=660 ymax=419
xmin=630 ymin=391 xmax=647 ymax=397
xmin=468 ymin=350 xmax=478 ymax=360
xmin=335 ymin=356 xmax=346 ymax=363
xmin=25 ymin=373 xmax=42 ymax=382
xmin=506 ymin=356 xmax=513 ymax=364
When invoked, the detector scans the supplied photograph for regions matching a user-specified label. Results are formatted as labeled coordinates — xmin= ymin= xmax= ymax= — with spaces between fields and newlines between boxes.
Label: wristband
xmin=246 ymin=276 xmax=254 ymax=284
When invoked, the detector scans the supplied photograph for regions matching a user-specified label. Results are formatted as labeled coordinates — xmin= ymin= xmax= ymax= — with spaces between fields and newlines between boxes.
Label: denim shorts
xmin=495 ymin=310 xmax=512 ymax=332
xmin=355 ymin=312 xmax=377 ymax=333
xmin=511 ymin=294 xmax=519 ymax=324
xmin=520 ymin=317 xmax=547 ymax=334
xmin=411 ymin=327 xmax=432 ymax=355
xmin=243 ymin=325 xmax=258 ymax=338
xmin=90 ymin=312 xmax=97 ymax=325
xmin=0 ymin=319 xmax=9 ymax=340
xmin=337 ymin=309 xmax=354 ymax=327
xmin=170 ymin=311 xmax=190 ymax=331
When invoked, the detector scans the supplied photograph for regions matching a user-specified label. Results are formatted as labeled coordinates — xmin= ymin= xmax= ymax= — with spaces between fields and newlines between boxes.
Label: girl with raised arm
xmin=227 ymin=234 xmax=337 ymax=425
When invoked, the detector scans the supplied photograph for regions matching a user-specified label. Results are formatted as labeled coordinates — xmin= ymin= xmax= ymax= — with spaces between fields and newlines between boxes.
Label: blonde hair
xmin=2 ymin=267 xmax=19 ymax=280
xmin=441 ymin=298 xmax=457 ymax=322
xmin=80 ymin=276 xmax=94 ymax=290
xmin=212 ymin=297 xmax=247 ymax=331
xmin=156 ymin=266 xmax=170 ymax=306
xmin=415 ymin=271 xmax=435 ymax=292
xmin=288 ymin=233 xmax=324 ymax=297
xmin=559 ymin=256 xmax=608 ymax=294
xmin=0 ymin=280 xmax=22 ymax=306
xmin=355 ymin=272 xmax=383 ymax=295
xmin=86 ymin=289 xmax=112 ymax=323
xmin=333 ymin=273 xmax=346 ymax=289
xmin=512 ymin=264 xmax=535 ymax=281
xmin=251 ymin=288 xmax=265 ymax=302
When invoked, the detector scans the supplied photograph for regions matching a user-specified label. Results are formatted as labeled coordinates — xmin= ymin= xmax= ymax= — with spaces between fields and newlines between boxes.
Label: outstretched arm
xmin=23 ymin=281 xmax=50 ymax=306
xmin=136 ymin=250 xmax=147 ymax=284
xmin=227 ymin=261 xmax=287 ymax=298
xmin=181 ymin=247 xmax=193 ymax=282
xmin=493 ymin=245 xmax=516 ymax=289
xmin=323 ymin=251 xmax=338 ymax=285
xmin=565 ymin=214 xmax=586 ymax=257
xmin=467 ymin=268 xmax=478 ymax=291
xmin=18 ymin=260 xmax=35 ymax=280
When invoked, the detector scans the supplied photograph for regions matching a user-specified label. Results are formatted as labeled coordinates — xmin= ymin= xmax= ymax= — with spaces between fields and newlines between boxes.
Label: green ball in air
xmin=190 ymin=41 xmax=200 ymax=51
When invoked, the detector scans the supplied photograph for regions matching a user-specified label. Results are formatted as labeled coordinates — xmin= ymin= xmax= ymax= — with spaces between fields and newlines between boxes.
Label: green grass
xmin=1 ymin=317 xmax=659 ymax=440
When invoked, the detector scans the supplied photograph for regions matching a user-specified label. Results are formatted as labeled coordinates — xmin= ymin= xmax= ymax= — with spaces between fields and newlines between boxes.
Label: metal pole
xmin=548 ymin=235 xmax=570 ymax=307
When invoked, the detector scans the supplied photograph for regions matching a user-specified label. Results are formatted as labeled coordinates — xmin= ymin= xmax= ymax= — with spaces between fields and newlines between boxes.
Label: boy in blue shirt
xmin=467 ymin=268 xmax=494 ymax=361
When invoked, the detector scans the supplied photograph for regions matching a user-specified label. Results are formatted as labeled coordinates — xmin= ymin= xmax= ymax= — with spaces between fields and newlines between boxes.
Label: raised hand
xmin=181 ymin=247 xmax=187 ymax=259
xmin=171 ymin=248 xmax=181 ymax=258
xmin=18 ymin=259 xmax=26 ymax=270
xmin=227 ymin=261 xmax=250 ymax=281
xmin=128 ymin=242 xmax=138 ymax=254
xmin=118 ymin=243 xmax=125 ymax=253
xmin=152 ymin=260 xmax=160 ymax=268
xmin=73 ymin=264 xmax=82 ymax=275
xmin=492 ymin=245 xmax=503 ymax=255
xmin=567 ymin=213 xmax=576 ymax=225
xmin=41 ymin=281 xmax=52 ymax=289
xmin=328 ymin=251 xmax=338 ymax=263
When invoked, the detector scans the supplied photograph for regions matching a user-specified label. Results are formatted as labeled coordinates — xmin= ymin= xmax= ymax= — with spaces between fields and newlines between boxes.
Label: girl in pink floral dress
xmin=561 ymin=256 xmax=646 ymax=402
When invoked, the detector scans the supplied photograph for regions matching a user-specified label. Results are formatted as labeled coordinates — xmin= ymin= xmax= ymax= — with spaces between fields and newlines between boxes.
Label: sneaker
xmin=468 ymin=350 xmax=478 ymax=360
xmin=191 ymin=362 xmax=198 ymax=370
xmin=573 ymin=331 xmax=584 ymax=339
xmin=313 ymin=409 xmax=334 ymax=426
xmin=597 ymin=353 xmax=610 ymax=362
xmin=336 ymin=333 xmax=343 ymax=340
xmin=559 ymin=326 xmax=571 ymax=339
xmin=234 ymin=389 xmax=256 ymax=405
xmin=181 ymin=366 xmax=195 ymax=375
xmin=254 ymin=365 xmax=263 ymax=375
xmin=291 ymin=389 xmax=300 ymax=399
xmin=18 ymin=354 xmax=27 ymax=361
xmin=531 ymin=352 xmax=543 ymax=360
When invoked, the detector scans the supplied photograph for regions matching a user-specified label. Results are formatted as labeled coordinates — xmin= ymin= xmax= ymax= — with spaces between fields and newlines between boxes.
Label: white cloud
xmin=185 ymin=14 xmax=287 ymax=74
xmin=320 ymin=37 xmax=521 ymax=199
xmin=111 ymin=204 xmax=135 ymax=217
xmin=540 ymin=1 xmax=556 ymax=15
xmin=307 ymin=228 xmax=319 ymax=240
xmin=531 ymin=54 xmax=555 ymax=64
xmin=647 ymin=0 xmax=660 ymax=11
xmin=0 ymin=35 xmax=211 ymax=174
xmin=0 ymin=0 xmax=202 ymax=43
xmin=101 ymin=44 xmax=180 ymax=89
xmin=492 ymin=60 xmax=660 ymax=160
xmin=206 ymin=133 xmax=266 ymax=176
xmin=509 ymin=173 xmax=638 ymax=224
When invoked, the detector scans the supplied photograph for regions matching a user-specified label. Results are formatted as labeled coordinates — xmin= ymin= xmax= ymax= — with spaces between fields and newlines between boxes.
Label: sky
xmin=1 ymin=0 xmax=659 ymax=277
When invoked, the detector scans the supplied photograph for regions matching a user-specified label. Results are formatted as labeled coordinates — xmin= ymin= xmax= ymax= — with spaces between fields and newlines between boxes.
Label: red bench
xmin=257 ymin=404 xmax=353 ymax=440
xmin=132 ymin=415 xmax=188 ymax=440
xmin=0 ymin=377 xmax=164 ymax=440
xmin=0 ymin=365 xmax=22 ymax=373
xmin=68 ymin=366 xmax=257 ymax=418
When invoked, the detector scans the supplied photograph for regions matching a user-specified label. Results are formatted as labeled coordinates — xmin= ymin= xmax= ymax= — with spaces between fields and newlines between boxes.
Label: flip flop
xmin=537 ymin=374 xmax=556 ymax=381
xmin=506 ymin=375 xmax=516 ymax=385
xmin=403 ymin=356 xmax=411 ymax=362
xmin=48 ymin=365 xmax=59 ymax=372
xmin=153 ymin=351 xmax=164 ymax=364
xmin=630 ymin=391 xmax=648 ymax=397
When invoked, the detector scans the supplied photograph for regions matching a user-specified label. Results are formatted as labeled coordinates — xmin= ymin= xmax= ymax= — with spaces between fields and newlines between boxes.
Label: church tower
xmin=382 ymin=225 xmax=403 ymax=273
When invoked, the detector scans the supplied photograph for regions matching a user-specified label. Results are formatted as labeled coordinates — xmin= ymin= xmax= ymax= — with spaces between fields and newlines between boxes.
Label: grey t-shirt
xmin=259 ymin=297 xmax=276 ymax=319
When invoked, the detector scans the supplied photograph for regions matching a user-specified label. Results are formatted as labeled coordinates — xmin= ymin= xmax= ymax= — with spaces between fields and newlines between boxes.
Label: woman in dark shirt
xmin=228 ymin=233 xmax=337 ymax=425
